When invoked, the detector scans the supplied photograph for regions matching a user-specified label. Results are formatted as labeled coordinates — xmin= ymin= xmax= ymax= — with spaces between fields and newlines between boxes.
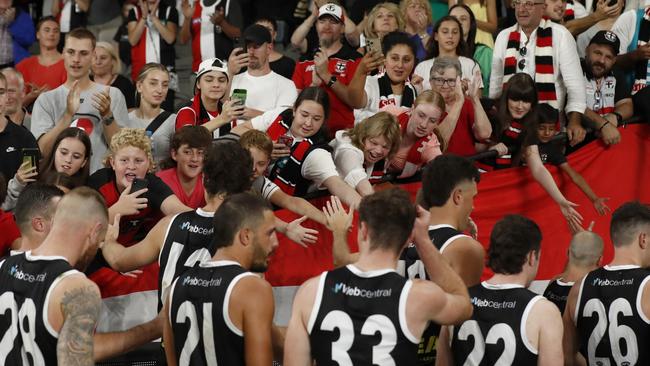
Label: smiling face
xmin=431 ymin=67 xmax=459 ymax=102
xmin=363 ymin=135 xmax=391 ymax=164
xmin=291 ymin=100 xmax=325 ymax=139
xmin=37 ymin=19 xmax=60 ymax=49
xmin=197 ymin=70 xmax=228 ymax=102
xmin=385 ymin=44 xmax=415 ymax=83
xmin=507 ymin=99 xmax=532 ymax=119
xmin=110 ymin=146 xmax=150 ymax=192
xmin=55 ymin=137 xmax=88 ymax=176
xmin=435 ymin=20 xmax=461 ymax=55
xmin=407 ymin=103 xmax=443 ymax=138
xmin=64 ymin=37 xmax=94 ymax=80
xmin=248 ymin=146 xmax=270 ymax=180
xmin=138 ymin=69 xmax=169 ymax=107
xmin=449 ymin=7 xmax=471 ymax=42
xmin=544 ymin=0 xmax=566 ymax=21
xmin=2 ymin=71 xmax=23 ymax=115
xmin=373 ymin=7 xmax=399 ymax=35
xmin=172 ymin=143 xmax=205 ymax=180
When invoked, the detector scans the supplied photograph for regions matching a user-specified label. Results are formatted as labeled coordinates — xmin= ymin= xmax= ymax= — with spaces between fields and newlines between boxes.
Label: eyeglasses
xmin=431 ymin=77 xmax=456 ymax=87
xmin=593 ymin=90 xmax=602 ymax=111
xmin=512 ymin=0 xmax=545 ymax=9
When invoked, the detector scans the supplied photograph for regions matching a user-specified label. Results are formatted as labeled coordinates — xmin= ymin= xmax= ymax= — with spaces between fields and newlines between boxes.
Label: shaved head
xmin=569 ymin=231 xmax=604 ymax=267
xmin=53 ymin=187 xmax=108 ymax=228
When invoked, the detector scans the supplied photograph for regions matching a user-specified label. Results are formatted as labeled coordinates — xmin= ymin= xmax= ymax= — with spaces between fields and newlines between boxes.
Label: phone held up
xmin=231 ymin=89 xmax=247 ymax=107
xmin=21 ymin=148 xmax=40 ymax=172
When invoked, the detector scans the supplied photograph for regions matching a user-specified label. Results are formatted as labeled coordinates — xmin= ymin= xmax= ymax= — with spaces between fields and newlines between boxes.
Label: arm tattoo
xmin=56 ymin=285 xmax=101 ymax=366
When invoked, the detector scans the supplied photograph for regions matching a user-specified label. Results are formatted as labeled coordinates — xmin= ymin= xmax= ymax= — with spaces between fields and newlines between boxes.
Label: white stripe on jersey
xmin=199 ymin=0 xmax=220 ymax=61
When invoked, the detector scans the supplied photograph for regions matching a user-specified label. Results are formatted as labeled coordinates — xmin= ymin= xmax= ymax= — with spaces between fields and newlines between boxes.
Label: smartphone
xmin=365 ymin=37 xmax=382 ymax=55
xmin=21 ymin=148 xmax=39 ymax=172
xmin=236 ymin=37 xmax=248 ymax=55
xmin=278 ymin=135 xmax=294 ymax=147
xmin=130 ymin=178 xmax=148 ymax=194
xmin=231 ymin=89 xmax=247 ymax=107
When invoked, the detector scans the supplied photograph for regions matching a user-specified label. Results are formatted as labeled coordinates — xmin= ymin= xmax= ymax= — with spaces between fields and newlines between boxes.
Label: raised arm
xmin=316 ymin=51 xmax=382 ymax=109
xmin=323 ymin=195 xmax=358 ymax=267
xmin=149 ymin=3 xmax=177 ymax=44
xmin=290 ymin=8 xmax=317 ymax=53
xmin=321 ymin=176 xmax=362 ymax=209
xmin=270 ymin=189 xmax=327 ymax=225
xmin=34 ymin=81 xmax=80 ymax=158
xmin=179 ymin=0 xmax=193 ymax=44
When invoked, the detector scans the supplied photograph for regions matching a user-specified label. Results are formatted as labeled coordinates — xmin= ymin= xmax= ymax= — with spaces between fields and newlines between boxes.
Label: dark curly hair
xmin=487 ymin=215 xmax=542 ymax=275
xmin=421 ymin=154 xmax=480 ymax=209
xmin=159 ymin=126 xmax=212 ymax=170
xmin=202 ymin=142 xmax=253 ymax=197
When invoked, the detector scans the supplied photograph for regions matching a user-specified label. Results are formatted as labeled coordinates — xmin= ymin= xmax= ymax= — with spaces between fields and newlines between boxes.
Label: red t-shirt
xmin=16 ymin=57 xmax=67 ymax=94
xmin=292 ymin=46 xmax=361 ymax=136
xmin=445 ymin=99 xmax=477 ymax=157
xmin=0 ymin=210 xmax=20 ymax=256
xmin=156 ymin=168 xmax=206 ymax=209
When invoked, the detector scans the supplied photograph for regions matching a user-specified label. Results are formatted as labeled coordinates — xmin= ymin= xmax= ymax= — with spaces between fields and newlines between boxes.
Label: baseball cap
xmin=318 ymin=3 xmax=344 ymax=23
xmin=589 ymin=31 xmax=620 ymax=55
xmin=242 ymin=24 xmax=272 ymax=45
xmin=196 ymin=58 xmax=229 ymax=80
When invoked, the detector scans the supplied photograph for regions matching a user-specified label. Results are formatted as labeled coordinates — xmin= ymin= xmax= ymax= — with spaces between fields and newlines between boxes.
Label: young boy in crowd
xmin=537 ymin=104 xmax=610 ymax=215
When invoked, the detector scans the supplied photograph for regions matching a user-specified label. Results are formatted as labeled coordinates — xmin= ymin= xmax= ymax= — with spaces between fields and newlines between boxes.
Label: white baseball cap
xmin=196 ymin=58 xmax=229 ymax=80
xmin=318 ymin=3 xmax=344 ymax=23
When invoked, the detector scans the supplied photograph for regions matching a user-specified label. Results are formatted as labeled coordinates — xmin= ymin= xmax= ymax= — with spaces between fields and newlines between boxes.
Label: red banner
xmin=266 ymin=124 xmax=650 ymax=286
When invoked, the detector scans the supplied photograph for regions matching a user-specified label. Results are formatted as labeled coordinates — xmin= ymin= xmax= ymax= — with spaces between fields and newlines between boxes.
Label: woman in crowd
xmin=449 ymin=4 xmax=493 ymax=96
xmin=400 ymin=0 xmax=434 ymax=62
xmin=156 ymin=126 xmax=212 ymax=209
xmin=91 ymin=41 xmax=136 ymax=109
xmin=232 ymin=87 xmax=362 ymax=208
xmin=239 ymin=129 xmax=327 ymax=225
xmin=334 ymin=32 xmax=417 ymax=122
xmin=448 ymin=0 xmax=496 ymax=48
xmin=128 ymin=63 xmax=176 ymax=164
xmin=330 ymin=111 xmax=401 ymax=196
xmin=361 ymin=2 xmax=404 ymax=50
xmin=88 ymin=128 xmax=190 ymax=242
xmin=413 ymin=16 xmax=482 ymax=92
xmin=175 ymin=58 xmax=243 ymax=138
xmin=388 ymin=90 xmax=445 ymax=178
xmin=487 ymin=73 xmax=583 ymax=231
xmin=2 ymin=127 xmax=90 ymax=210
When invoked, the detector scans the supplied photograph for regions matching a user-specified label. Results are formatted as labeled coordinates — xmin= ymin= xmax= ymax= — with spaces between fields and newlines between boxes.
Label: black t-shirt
xmin=538 ymin=141 xmax=567 ymax=166
xmin=112 ymin=74 xmax=136 ymax=109
xmin=0 ymin=119 xmax=38 ymax=182
xmin=270 ymin=55 xmax=297 ymax=80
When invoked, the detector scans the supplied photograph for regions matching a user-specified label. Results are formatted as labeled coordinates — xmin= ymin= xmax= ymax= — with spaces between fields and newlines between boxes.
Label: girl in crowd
xmin=413 ymin=16 xmax=482 ymax=92
xmin=2 ymin=127 xmax=90 ymax=210
xmin=88 ymin=128 xmax=190 ymax=244
xmin=448 ymin=0 xmax=496 ymax=48
xmin=330 ymin=111 xmax=401 ymax=196
xmin=239 ymin=130 xmax=327 ymax=225
xmin=488 ymin=73 xmax=583 ymax=231
xmin=388 ymin=90 xmax=445 ymax=178
xmin=128 ymin=63 xmax=176 ymax=164
xmin=157 ymin=126 xmax=212 ymax=209
xmin=449 ymin=4 xmax=493 ymax=96
xmin=400 ymin=0 xmax=434 ymax=62
xmin=232 ymin=87 xmax=362 ymax=208
xmin=175 ymin=58 xmax=243 ymax=138
xmin=91 ymin=42 xmax=136 ymax=109
xmin=336 ymin=32 xmax=417 ymax=122
xmin=360 ymin=2 xmax=404 ymax=50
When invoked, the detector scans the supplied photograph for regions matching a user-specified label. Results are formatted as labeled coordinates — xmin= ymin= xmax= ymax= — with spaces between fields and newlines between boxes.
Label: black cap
xmin=242 ymin=24 xmax=272 ymax=45
xmin=589 ymin=30 xmax=620 ymax=55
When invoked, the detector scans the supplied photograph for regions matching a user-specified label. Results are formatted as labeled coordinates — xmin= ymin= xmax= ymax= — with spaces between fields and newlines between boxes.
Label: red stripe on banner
xmin=536 ymin=63 xmax=554 ymax=74
xmin=265 ymin=124 xmax=650 ymax=286
xmin=90 ymin=262 xmax=159 ymax=298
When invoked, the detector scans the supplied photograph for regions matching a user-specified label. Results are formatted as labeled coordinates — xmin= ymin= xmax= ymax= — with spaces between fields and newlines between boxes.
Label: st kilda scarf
xmin=503 ymin=19 xmax=558 ymax=109
xmin=377 ymin=73 xmax=416 ymax=109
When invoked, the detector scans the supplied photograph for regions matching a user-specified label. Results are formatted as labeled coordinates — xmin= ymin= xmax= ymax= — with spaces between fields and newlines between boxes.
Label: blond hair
xmin=95 ymin=41 xmax=122 ymax=75
xmin=104 ymin=128 xmax=155 ymax=171
xmin=414 ymin=90 xmax=446 ymax=112
xmin=240 ymin=130 xmax=273 ymax=158
xmin=346 ymin=111 xmax=401 ymax=159
xmin=364 ymin=2 xmax=405 ymax=39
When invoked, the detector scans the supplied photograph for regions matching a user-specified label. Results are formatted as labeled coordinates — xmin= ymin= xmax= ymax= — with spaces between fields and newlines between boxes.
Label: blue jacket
xmin=8 ymin=10 xmax=35 ymax=64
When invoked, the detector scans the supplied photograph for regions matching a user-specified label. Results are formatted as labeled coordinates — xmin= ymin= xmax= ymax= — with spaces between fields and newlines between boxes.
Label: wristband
xmin=599 ymin=121 xmax=610 ymax=132
xmin=327 ymin=75 xmax=337 ymax=87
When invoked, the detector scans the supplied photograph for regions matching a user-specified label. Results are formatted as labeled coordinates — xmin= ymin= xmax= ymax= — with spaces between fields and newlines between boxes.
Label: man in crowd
xmin=285 ymin=188 xmax=473 ymax=365
xmin=163 ymin=192 xmax=279 ymax=365
xmin=229 ymin=24 xmax=298 ymax=121
xmin=543 ymin=228 xmax=603 ymax=312
xmin=490 ymin=0 xmax=587 ymax=146
xmin=1 ymin=67 xmax=29 ymax=128
xmin=563 ymin=201 xmax=650 ymax=365
xmin=31 ymin=28 xmax=129 ymax=174
xmin=437 ymin=214 xmax=564 ymax=365
xmin=0 ymin=72 xmax=38 ymax=184
xmin=581 ymin=30 xmax=632 ymax=145
xmin=292 ymin=3 xmax=362 ymax=135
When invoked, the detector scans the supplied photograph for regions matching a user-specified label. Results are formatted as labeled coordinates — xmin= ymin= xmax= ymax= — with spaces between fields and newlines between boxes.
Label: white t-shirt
xmin=329 ymin=130 xmax=375 ymax=189
xmin=230 ymin=70 xmax=298 ymax=122
xmin=127 ymin=110 xmax=177 ymax=164
xmin=612 ymin=9 xmax=640 ymax=55
xmin=354 ymin=74 xmax=413 ymax=123
xmin=251 ymin=108 xmax=339 ymax=190
xmin=31 ymin=82 xmax=131 ymax=173
xmin=414 ymin=56 xmax=483 ymax=91
xmin=251 ymin=175 xmax=280 ymax=200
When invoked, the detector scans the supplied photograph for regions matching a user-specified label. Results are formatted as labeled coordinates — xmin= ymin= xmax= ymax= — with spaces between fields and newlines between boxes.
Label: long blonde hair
xmin=364 ymin=2 xmax=405 ymax=39
xmin=95 ymin=41 xmax=122 ymax=75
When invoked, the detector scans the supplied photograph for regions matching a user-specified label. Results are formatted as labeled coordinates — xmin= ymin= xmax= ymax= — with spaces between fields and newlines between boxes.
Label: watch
xmin=102 ymin=115 xmax=115 ymax=126
xmin=327 ymin=75 xmax=337 ymax=87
